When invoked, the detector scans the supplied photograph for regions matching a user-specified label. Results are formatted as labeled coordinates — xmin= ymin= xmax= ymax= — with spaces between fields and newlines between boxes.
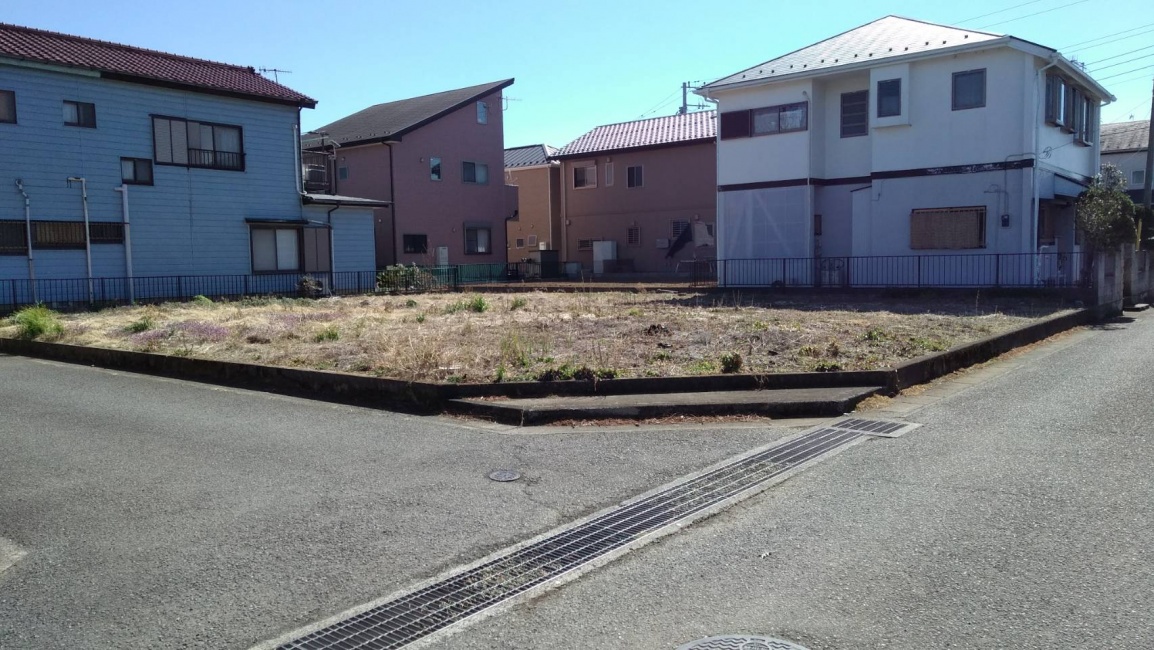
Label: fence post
xmin=780 ymin=258 xmax=786 ymax=285
xmin=917 ymin=255 xmax=922 ymax=287
xmin=995 ymin=254 xmax=1001 ymax=287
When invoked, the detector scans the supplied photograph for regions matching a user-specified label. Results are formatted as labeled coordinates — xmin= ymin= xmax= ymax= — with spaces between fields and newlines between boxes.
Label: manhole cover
xmin=487 ymin=469 xmax=521 ymax=482
xmin=677 ymin=636 xmax=811 ymax=650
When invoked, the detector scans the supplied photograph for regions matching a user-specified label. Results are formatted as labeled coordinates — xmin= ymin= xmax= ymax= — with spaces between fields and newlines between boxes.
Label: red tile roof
xmin=0 ymin=23 xmax=315 ymax=107
xmin=556 ymin=111 xmax=716 ymax=158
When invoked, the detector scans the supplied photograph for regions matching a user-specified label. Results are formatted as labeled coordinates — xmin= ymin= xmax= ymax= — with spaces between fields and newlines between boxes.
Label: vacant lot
xmin=1 ymin=291 xmax=1072 ymax=383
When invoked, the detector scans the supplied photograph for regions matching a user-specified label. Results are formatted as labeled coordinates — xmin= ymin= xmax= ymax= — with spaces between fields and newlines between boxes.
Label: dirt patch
xmin=0 ymin=290 xmax=1074 ymax=384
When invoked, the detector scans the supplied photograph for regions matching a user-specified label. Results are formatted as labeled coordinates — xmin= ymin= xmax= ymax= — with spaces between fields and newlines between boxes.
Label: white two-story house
xmin=698 ymin=16 xmax=1114 ymax=287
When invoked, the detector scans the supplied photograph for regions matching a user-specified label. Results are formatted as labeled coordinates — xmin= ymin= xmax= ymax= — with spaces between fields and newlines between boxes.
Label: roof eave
xmin=323 ymin=78 xmax=515 ymax=147
xmin=698 ymin=37 xmax=1014 ymax=95
xmin=554 ymin=136 xmax=716 ymax=160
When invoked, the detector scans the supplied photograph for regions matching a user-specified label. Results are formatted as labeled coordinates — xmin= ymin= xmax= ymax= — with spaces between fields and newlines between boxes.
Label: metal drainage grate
xmin=677 ymin=635 xmax=811 ymax=650
xmin=831 ymin=417 xmax=920 ymax=438
xmin=275 ymin=426 xmax=863 ymax=650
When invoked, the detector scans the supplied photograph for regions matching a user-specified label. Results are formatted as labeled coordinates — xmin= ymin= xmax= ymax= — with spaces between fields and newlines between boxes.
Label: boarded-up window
xmin=89 ymin=222 xmax=125 ymax=244
xmin=910 ymin=207 xmax=986 ymax=250
xmin=577 ymin=238 xmax=594 ymax=251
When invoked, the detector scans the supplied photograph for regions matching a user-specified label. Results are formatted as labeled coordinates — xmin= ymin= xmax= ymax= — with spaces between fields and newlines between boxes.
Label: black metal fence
xmin=0 ymin=261 xmax=565 ymax=313
xmin=701 ymin=253 xmax=1091 ymax=289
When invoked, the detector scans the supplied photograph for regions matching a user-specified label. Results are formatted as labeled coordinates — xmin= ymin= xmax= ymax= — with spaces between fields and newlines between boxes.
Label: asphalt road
xmin=0 ymin=356 xmax=795 ymax=649
xmin=426 ymin=315 xmax=1154 ymax=649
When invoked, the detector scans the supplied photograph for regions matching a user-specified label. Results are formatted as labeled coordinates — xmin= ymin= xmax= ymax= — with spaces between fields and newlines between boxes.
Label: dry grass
xmin=0 ymin=290 xmax=1074 ymax=384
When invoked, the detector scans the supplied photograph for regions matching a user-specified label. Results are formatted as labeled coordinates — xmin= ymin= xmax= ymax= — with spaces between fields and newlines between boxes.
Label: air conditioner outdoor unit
xmin=304 ymin=166 xmax=326 ymax=183
xmin=655 ymin=238 xmax=669 ymax=249
xmin=539 ymin=242 xmax=548 ymax=250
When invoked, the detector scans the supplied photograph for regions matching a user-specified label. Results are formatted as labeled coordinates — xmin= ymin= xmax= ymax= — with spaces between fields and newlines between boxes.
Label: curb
xmin=0 ymin=309 xmax=1096 ymax=417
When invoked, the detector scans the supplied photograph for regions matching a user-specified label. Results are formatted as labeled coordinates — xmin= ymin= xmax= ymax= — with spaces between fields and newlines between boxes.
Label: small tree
xmin=1076 ymin=164 xmax=1138 ymax=251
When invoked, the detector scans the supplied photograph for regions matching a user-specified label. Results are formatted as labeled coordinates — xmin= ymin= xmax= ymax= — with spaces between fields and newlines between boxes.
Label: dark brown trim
xmin=0 ymin=88 xmax=16 ymax=124
xmin=119 ymin=157 xmax=154 ymax=186
xmin=100 ymin=71 xmax=316 ymax=108
xmin=718 ymin=159 xmax=1036 ymax=192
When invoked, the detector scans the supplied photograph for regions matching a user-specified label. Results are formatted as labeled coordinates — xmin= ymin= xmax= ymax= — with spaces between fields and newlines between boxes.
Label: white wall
xmin=1102 ymin=151 xmax=1148 ymax=191
xmin=714 ymin=81 xmax=813 ymax=186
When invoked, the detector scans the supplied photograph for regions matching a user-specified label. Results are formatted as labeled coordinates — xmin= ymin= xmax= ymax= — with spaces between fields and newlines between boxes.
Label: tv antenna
xmin=258 ymin=67 xmax=292 ymax=83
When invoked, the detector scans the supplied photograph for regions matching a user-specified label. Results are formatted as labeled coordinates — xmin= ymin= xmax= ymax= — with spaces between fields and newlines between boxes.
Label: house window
xmin=840 ymin=90 xmax=868 ymax=137
xmin=251 ymin=227 xmax=300 ymax=272
xmin=465 ymin=226 xmax=491 ymax=254
xmin=89 ymin=222 xmax=125 ymax=244
xmin=605 ymin=162 xmax=614 ymax=186
xmin=877 ymin=79 xmax=901 ymax=118
xmin=527 ymin=234 xmax=537 ymax=247
xmin=719 ymin=110 xmax=751 ymax=139
xmin=573 ymin=162 xmax=596 ymax=188
xmin=477 ymin=101 xmax=488 ymax=124
xmin=0 ymin=90 xmax=15 ymax=124
xmin=1077 ymin=95 xmax=1094 ymax=145
xmin=627 ymin=165 xmax=644 ymax=188
xmin=430 ymin=157 xmax=442 ymax=181
xmin=515 ymin=237 xmax=524 ymax=248
xmin=626 ymin=225 xmax=641 ymax=246
xmin=910 ymin=207 xmax=987 ymax=250
xmin=403 ymin=234 xmax=428 ymax=254
xmin=153 ymin=116 xmax=244 ymax=171
xmin=0 ymin=221 xmax=26 ymax=254
xmin=1134 ymin=170 xmax=1146 ymax=187
xmin=63 ymin=100 xmax=96 ymax=128
xmin=121 ymin=158 xmax=153 ymax=185
xmin=671 ymin=220 xmax=690 ymax=239
xmin=577 ymin=239 xmax=594 ymax=251
xmin=751 ymin=102 xmax=808 ymax=136
xmin=952 ymin=69 xmax=986 ymax=111
xmin=462 ymin=161 xmax=488 ymax=184
xmin=33 ymin=222 xmax=87 ymax=249
xmin=338 ymin=166 xmax=349 ymax=180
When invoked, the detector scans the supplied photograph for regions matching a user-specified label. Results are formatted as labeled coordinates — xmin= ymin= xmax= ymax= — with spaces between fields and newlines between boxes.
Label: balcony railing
xmin=188 ymin=148 xmax=244 ymax=171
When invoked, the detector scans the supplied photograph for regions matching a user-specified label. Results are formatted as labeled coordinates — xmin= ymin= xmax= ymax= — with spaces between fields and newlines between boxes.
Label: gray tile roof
xmin=505 ymin=144 xmax=558 ymax=168
xmin=1100 ymin=120 xmax=1149 ymax=153
xmin=556 ymin=110 xmax=716 ymax=158
xmin=705 ymin=16 xmax=1003 ymax=89
xmin=306 ymin=79 xmax=514 ymax=148
xmin=302 ymin=193 xmax=390 ymax=207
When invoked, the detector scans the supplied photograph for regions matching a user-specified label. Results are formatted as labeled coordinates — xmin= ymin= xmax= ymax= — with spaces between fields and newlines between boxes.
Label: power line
xmin=637 ymin=89 xmax=681 ymax=119
xmin=1086 ymin=44 xmax=1154 ymax=66
xmin=1061 ymin=23 xmax=1154 ymax=52
xmin=1090 ymin=53 xmax=1154 ymax=73
xmin=976 ymin=0 xmax=1091 ymax=29
xmin=954 ymin=0 xmax=1045 ymax=25
xmin=1096 ymin=65 xmax=1154 ymax=82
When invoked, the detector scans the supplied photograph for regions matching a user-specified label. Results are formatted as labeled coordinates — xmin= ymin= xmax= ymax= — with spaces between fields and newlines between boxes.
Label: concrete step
xmin=449 ymin=386 xmax=885 ymax=426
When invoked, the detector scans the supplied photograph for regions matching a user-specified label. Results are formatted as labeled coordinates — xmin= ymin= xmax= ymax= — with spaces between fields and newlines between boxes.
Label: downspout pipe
xmin=114 ymin=184 xmax=135 ymax=303
xmin=15 ymin=179 xmax=35 ymax=303
xmin=66 ymin=177 xmax=94 ymax=303
xmin=383 ymin=140 xmax=399 ymax=266
xmin=326 ymin=205 xmax=338 ymax=286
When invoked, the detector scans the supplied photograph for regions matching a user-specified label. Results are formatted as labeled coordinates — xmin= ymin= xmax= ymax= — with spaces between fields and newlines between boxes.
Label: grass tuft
xmin=9 ymin=305 xmax=64 ymax=340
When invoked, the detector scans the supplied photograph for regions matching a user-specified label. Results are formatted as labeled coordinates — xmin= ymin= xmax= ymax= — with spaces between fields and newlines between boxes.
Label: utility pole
xmin=1143 ymin=77 xmax=1153 ymax=217
xmin=679 ymin=82 xmax=688 ymax=115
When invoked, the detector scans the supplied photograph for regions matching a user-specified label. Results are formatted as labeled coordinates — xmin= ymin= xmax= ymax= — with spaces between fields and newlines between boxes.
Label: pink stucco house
xmin=303 ymin=79 xmax=515 ymax=268
xmin=554 ymin=111 xmax=717 ymax=274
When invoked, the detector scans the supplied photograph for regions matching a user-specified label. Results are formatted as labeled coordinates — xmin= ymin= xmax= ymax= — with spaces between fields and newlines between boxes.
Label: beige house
xmin=1100 ymin=121 xmax=1150 ymax=204
xmin=504 ymin=144 xmax=561 ymax=262
xmin=554 ymin=111 xmax=717 ymax=275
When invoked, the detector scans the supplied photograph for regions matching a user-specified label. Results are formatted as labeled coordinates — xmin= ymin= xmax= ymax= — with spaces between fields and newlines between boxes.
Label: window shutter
xmin=153 ymin=118 xmax=174 ymax=163
xmin=719 ymin=110 xmax=751 ymax=139
xmin=171 ymin=119 xmax=189 ymax=165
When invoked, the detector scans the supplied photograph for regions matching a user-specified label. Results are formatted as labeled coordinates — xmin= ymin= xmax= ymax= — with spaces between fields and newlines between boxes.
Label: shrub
xmin=314 ymin=326 xmax=339 ymax=342
xmin=415 ymin=313 xmax=426 ymax=324
xmin=720 ymin=352 xmax=743 ymax=374
xmin=466 ymin=295 xmax=489 ymax=313
xmin=510 ymin=297 xmax=528 ymax=311
xmin=812 ymin=361 xmax=843 ymax=372
xmin=191 ymin=295 xmax=213 ymax=306
xmin=405 ymin=298 xmax=418 ymax=308
xmin=125 ymin=316 xmax=155 ymax=333
xmin=297 ymin=275 xmax=325 ymax=299
xmin=377 ymin=264 xmax=439 ymax=292
xmin=863 ymin=327 xmax=889 ymax=342
xmin=9 ymin=305 xmax=64 ymax=340
xmin=1077 ymin=164 xmax=1138 ymax=250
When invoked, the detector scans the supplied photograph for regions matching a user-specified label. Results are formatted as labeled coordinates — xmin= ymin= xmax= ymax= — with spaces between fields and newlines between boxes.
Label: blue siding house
xmin=0 ymin=23 xmax=383 ymax=306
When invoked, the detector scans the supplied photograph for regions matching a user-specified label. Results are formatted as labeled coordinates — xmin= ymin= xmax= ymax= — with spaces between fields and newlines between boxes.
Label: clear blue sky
xmin=5 ymin=0 xmax=1152 ymax=148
